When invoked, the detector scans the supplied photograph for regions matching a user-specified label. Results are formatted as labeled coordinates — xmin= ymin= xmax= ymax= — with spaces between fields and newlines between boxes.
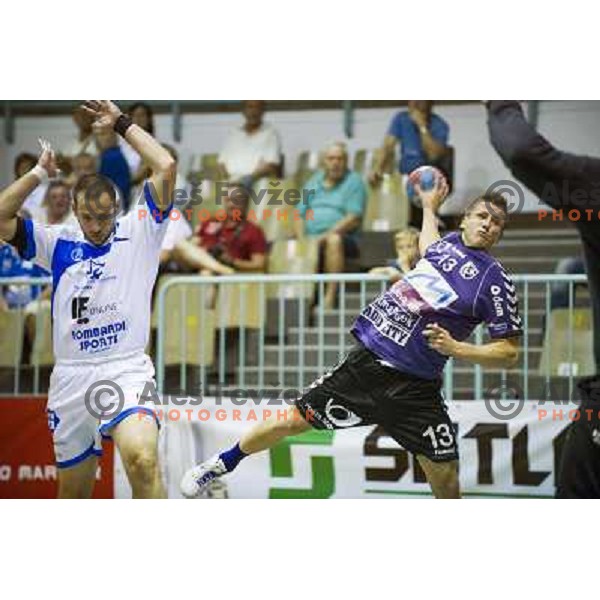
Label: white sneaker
xmin=180 ymin=456 xmax=228 ymax=499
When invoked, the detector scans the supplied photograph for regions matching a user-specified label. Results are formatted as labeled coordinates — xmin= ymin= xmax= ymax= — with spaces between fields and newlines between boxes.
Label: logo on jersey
xmin=489 ymin=285 xmax=505 ymax=317
xmin=459 ymin=261 xmax=480 ymax=280
xmin=403 ymin=260 xmax=458 ymax=309
xmin=71 ymin=246 xmax=84 ymax=262
xmin=72 ymin=296 xmax=90 ymax=325
xmin=86 ymin=259 xmax=106 ymax=281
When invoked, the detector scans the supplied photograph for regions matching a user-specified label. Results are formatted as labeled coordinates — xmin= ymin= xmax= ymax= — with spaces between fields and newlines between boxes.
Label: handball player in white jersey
xmin=0 ymin=101 xmax=176 ymax=498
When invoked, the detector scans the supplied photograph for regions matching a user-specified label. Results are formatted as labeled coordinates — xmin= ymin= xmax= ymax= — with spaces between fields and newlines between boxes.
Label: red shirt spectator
xmin=195 ymin=219 xmax=267 ymax=261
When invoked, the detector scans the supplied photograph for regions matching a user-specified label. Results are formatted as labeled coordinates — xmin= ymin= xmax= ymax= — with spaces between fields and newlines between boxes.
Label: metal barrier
xmin=0 ymin=273 xmax=591 ymax=403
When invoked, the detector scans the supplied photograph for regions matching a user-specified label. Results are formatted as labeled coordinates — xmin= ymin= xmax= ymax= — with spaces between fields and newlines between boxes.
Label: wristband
xmin=30 ymin=165 xmax=49 ymax=184
xmin=114 ymin=114 xmax=134 ymax=137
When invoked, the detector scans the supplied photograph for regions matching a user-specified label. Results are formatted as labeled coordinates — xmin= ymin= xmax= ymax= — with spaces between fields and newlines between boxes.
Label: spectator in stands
xmin=14 ymin=153 xmax=46 ymax=218
xmin=296 ymin=141 xmax=367 ymax=309
xmin=62 ymin=107 xmax=98 ymax=158
xmin=14 ymin=153 xmax=37 ymax=178
xmin=369 ymin=101 xmax=450 ymax=186
xmin=20 ymin=182 xmax=78 ymax=345
xmin=0 ymin=241 xmax=48 ymax=311
xmin=73 ymin=152 xmax=97 ymax=177
xmin=160 ymin=216 xmax=193 ymax=270
xmin=96 ymin=128 xmax=131 ymax=211
xmin=369 ymin=226 xmax=420 ymax=284
xmin=162 ymin=144 xmax=189 ymax=201
xmin=123 ymin=102 xmax=155 ymax=187
xmin=218 ymin=101 xmax=282 ymax=188
xmin=38 ymin=181 xmax=78 ymax=227
xmin=172 ymin=184 xmax=267 ymax=276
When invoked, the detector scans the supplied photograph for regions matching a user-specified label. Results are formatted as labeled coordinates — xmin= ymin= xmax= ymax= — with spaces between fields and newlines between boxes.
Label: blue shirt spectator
xmin=300 ymin=169 xmax=367 ymax=237
xmin=388 ymin=109 xmax=449 ymax=174
xmin=0 ymin=243 xmax=49 ymax=309
xmin=370 ymin=101 xmax=450 ymax=186
xmin=96 ymin=129 xmax=132 ymax=211
xmin=296 ymin=142 xmax=368 ymax=309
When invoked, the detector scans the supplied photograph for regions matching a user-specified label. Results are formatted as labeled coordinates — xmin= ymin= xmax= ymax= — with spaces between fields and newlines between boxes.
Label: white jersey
xmin=20 ymin=182 xmax=171 ymax=363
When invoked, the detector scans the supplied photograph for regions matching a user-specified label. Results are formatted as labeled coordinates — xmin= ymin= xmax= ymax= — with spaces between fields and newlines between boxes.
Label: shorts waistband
xmin=55 ymin=349 xmax=147 ymax=367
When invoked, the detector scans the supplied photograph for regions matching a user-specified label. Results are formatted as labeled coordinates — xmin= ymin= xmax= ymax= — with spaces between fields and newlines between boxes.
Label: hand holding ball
xmin=406 ymin=165 xmax=449 ymax=212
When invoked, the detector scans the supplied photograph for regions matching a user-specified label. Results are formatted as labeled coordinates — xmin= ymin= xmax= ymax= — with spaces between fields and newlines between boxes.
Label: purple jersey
xmin=352 ymin=232 xmax=522 ymax=379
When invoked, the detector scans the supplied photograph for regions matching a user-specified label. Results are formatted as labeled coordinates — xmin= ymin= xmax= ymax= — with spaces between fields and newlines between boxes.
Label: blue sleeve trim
xmin=99 ymin=406 xmax=161 ymax=439
xmin=56 ymin=442 xmax=103 ymax=469
xmin=144 ymin=181 xmax=173 ymax=224
xmin=22 ymin=219 xmax=37 ymax=261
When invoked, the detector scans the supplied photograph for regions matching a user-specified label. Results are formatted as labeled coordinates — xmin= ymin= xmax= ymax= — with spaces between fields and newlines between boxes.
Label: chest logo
xmin=459 ymin=261 xmax=479 ymax=280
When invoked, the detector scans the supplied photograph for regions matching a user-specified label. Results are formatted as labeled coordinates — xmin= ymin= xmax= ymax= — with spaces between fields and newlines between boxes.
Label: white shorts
xmin=47 ymin=351 xmax=159 ymax=468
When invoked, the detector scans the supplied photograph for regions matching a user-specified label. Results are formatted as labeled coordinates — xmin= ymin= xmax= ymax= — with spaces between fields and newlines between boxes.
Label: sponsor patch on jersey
xmin=403 ymin=259 xmax=458 ymax=309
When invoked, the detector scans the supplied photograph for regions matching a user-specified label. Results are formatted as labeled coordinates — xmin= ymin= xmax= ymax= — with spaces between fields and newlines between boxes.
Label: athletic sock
xmin=219 ymin=442 xmax=248 ymax=472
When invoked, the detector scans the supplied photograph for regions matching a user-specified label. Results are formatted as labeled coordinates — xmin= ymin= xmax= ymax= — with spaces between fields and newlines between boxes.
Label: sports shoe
xmin=180 ymin=456 xmax=228 ymax=499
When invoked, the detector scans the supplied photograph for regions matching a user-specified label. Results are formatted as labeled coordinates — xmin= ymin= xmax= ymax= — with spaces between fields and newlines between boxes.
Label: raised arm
xmin=82 ymin=101 xmax=176 ymax=210
xmin=415 ymin=174 xmax=449 ymax=256
xmin=0 ymin=140 xmax=57 ymax=242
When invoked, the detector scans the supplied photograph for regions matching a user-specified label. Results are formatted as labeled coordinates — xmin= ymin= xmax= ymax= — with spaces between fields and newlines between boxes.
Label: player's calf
xmin=417 ymin=456 xmax=460 ymax=499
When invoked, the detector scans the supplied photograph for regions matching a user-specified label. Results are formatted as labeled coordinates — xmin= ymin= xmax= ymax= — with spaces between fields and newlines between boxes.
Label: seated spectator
xmin=14 ymin=153 xmax=47 ymax=218
xmin=37 ymin=181 xmax=79 ymax=228
xmin=160 ymin=215 xmax=193 ymax=270
xmin=121 ymin=102 xmax=155 ymax=186
xmin=369 ymin=227 xmax=420 ymax=284
xmin=162 ymin=144 xmax=189 ymax=202
xmin=96 ymin=128 xmax=132 ymax=212
xmin=172 ymin=184 xmax=267 ymax=276
xmin=295 ymin=142 xmax=367 ymax=309
xmin=66 ymin=152 xmax=97 ymax=187
xmin=370 ymin=101 xmax=450 ymax=186
xmin=0 ymin=241 xmax=49 ymax=311
xmin=218 ymin=101 xmax=282 ymax=189
xmin=61 ymin=106 xmax=98 ymax=158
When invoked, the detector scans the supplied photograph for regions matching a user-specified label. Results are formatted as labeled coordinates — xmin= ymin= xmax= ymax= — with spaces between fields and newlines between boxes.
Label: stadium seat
xmin=216 ymin=280 xmax=266 ymax=329
xmin=0 ymin=309 xmax=24 ymax=367
xmin=251 ymin=178 xmax=294 ymax=242
xmin=353 ymin=149 xmax=369 ymax=175
xmin=294 ymin=150 xmax=318 ymax=188
xmin=538 ymin=308 xmax=595 ymax=377
xmin=30 ymin=302 xmax=54 ymax=367
xmin=363 ymin=173 xmax=410 ymax=232
xmin=154 ymin=277 xmax=215 ymax=367
xmin=268 ymin=238 xmax=319 ymax=299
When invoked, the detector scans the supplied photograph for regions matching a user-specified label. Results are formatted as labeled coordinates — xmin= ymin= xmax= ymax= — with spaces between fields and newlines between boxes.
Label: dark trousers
xmin=488 ymin=102 xmax=600 ymax=497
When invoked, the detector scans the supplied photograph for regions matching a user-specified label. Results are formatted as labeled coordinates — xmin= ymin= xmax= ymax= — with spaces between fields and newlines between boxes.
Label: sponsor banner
xmin=165 ymin=398 xmax=574 ymax=498
xmin=0 ymin=397 xmax=114 ymax=498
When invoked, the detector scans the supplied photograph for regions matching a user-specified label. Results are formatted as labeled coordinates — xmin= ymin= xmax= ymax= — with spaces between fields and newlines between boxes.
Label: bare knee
xmin=325 ymin=232 xmax=342 ymax=250
xmin=274 ymin=407 xmax=311 ymax=436
xmin=123 ymin=447 xmax=160 ymax=486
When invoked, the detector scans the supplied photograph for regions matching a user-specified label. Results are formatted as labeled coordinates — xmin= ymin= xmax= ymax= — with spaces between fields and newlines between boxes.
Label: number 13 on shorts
xmin=422 ymin=423 xmax=455 ymax=450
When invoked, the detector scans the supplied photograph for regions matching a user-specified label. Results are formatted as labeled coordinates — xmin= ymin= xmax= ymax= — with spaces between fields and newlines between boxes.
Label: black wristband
xmin=114 ymin=114 xmax=133 ymax=137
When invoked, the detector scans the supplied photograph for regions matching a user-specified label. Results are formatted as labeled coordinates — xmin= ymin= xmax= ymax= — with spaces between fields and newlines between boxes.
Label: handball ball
xmin=406 ymin=165 xmax=447 ymax=207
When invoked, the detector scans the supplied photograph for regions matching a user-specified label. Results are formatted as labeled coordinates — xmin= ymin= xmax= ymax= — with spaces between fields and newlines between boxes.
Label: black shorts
xmin=294 ymin=344 xmax=458 ymax=462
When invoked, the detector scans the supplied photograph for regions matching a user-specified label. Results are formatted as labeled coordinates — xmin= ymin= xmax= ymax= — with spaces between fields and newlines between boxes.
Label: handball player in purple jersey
xmin=181 ymin=172 xmax=522 ymax=499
